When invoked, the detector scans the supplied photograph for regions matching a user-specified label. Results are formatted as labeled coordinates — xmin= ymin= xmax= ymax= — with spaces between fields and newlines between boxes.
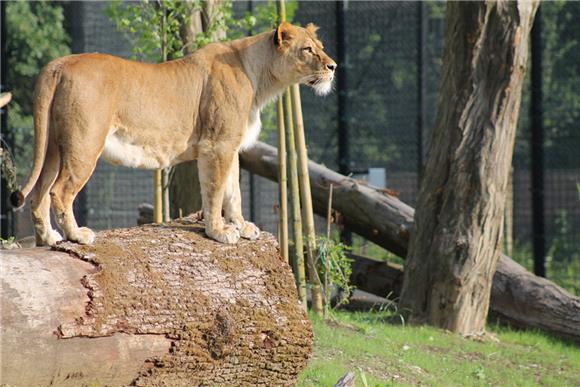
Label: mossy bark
xmin=0 ymin=218 xmax=312 ymax=386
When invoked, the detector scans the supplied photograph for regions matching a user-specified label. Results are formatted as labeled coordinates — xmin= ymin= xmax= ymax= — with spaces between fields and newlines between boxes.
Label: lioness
xmin=11 ymin=22 xmax=336 ymax=246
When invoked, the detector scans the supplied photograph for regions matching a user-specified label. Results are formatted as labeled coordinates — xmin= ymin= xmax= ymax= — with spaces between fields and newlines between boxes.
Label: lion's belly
xmin=101 ymin=132 xmax=174 ymax=169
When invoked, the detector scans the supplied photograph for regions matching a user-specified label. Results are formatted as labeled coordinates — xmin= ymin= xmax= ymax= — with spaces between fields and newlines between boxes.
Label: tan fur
xmin=16 ymin=22 xmax=336 ymax=245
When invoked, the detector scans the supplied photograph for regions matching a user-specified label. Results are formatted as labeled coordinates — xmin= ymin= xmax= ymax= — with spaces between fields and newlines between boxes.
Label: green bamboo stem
xmin=277 ymin=0 xmax=286 ymax=22
xmin=154 ymin=171 xmax=163 ymax=223
xmin=154 ymin=1 xmax=168 ymax=224
xmin=285 ymin=90 xmax=307 ymax=309
xmin=276 ymin=0 xmax=289 ymax=264
xmin=291 ymin=84 xmax=323 ymax=316
xmin=162 ymin=168 xmax=170 ymax=222
xmin=277 ymin=98 xmax=289 ymax=262
xmin=325 ymin=183 xmax=334 ymax=314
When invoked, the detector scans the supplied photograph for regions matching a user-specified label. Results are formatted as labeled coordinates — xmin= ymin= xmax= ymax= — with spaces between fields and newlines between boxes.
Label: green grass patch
xmin=299 ymin=311 xmax=580 ymax=386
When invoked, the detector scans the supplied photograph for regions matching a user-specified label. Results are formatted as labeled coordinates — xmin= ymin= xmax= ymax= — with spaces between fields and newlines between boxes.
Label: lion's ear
xmin=306 ymin=23 xmax=319 ymax=37
xmin=274 ymin=21 xmax=294 ymax=49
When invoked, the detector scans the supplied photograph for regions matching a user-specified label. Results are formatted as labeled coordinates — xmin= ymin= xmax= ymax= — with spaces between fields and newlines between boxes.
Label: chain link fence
xmin=5 ymin=2 xmax=578 ymax=288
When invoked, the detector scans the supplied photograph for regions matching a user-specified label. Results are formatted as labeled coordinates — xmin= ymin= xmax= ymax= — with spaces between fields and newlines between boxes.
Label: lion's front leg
xmin=223 ymin=154 xmax=260 ymax=240
xmin=198 ymin=144 xmax=241 ymax=244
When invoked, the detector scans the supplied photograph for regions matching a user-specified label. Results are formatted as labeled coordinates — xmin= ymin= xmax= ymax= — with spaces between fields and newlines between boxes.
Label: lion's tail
xmin=10 ymin=61 xmax=63 ymax=209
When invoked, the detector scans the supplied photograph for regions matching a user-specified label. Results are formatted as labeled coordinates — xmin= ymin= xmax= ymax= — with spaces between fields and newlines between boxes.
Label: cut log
xmin=0 ymin=217 xmax=312 ymax=386
xmin=240 ymin=141 xmax=580 ymax=343
xmin=489 ymin=257 xmax=580 ymax=343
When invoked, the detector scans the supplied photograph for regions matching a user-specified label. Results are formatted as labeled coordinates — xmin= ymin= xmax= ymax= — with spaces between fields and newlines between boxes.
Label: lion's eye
xmin=303 ymin=47 xmax=314 ymax=54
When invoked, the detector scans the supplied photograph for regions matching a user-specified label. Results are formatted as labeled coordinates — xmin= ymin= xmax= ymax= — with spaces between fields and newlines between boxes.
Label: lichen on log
xmin=1 ymin=217 xmax=312 ymax=386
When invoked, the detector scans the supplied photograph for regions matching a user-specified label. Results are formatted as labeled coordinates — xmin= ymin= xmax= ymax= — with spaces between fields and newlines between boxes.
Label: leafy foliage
xmin=106 ymin=0 xmax=293 ymax=61
xmin=108 ymin=0 xmax=202 ymax=61
xmin=316 ymin=237 xmax=354 ymax=311
xmin=5 ymin=2 xmax=70 ymax=181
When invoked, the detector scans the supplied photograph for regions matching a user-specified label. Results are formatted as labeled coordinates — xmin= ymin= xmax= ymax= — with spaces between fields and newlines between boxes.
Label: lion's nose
xmin=326 ymin=63 xmax=337 ymax=72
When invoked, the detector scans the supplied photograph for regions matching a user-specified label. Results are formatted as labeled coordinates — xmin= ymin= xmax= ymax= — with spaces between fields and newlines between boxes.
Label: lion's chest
xmin=241 ymin=110 xmax=261 ymax=150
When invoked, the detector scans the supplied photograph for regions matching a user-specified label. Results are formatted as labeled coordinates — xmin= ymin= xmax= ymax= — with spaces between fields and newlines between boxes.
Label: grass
xmin=299 ymin=311 xmax=580 ymax=386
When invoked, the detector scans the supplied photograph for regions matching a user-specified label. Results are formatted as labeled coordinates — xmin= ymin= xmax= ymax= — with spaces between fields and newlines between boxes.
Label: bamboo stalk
xmin=154 ymin=1 xmax=168 ymax=224
xmin=162 ymin=168 xmax=170 ymax=222
xmin=326 ymin=184 xmax=334 ymax=240
xmin=154 ymin=170 xmax=163 ymax=223
xmin=324 ymin=183 xmax=334 ymax=313
xmin=291 ymin=84 xmax=323 ymax=315
xmin=276 ymin=0 xmax=289 ymax=265
xmin=277 ymin=0 xmax=286 ymax=21
xmin=277 ymin=98 xmax=289 ymax=262
xmin=284 ymin=90 xmax=307 ymax=309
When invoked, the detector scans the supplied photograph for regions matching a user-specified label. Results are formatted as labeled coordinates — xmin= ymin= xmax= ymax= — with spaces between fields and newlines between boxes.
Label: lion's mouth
xmin=308 ymin=77 xmax=333 ymax=96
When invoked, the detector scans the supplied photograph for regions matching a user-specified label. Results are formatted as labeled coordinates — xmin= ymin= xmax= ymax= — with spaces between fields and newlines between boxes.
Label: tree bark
xmin=239 ymin=141 xmax=580 ymax=342
xmin=0 ymin=219 xmax=312 ymax=386
xmin=399 ymin=1 xmax=539 ymax=335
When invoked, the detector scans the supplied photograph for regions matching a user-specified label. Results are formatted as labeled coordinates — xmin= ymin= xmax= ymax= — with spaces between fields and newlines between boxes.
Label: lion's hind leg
xmin=30 ymin=139 xmax=63 ymax=246
xmin=223 ymin=155 xmax=260 ymax=240
xmin=50 ymin=137 xmax=102 ymax=245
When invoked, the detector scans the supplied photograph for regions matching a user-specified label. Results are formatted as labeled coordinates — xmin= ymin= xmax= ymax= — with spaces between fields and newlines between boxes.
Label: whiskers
xmin=301 ymin=73 xmax=334 ymax=96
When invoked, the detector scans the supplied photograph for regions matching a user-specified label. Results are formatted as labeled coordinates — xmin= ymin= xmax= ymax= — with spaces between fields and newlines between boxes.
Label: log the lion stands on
xmin=10 ymin=22 xmax=336 ymax=246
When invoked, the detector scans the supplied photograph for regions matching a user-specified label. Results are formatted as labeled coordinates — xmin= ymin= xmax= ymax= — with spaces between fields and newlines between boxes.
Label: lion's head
xmin=273 ymin=22 xmax=337 ymax=96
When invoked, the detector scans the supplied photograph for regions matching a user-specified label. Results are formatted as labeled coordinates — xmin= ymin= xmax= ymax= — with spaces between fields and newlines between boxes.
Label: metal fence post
xmin=531 ymin=7 xmax=546 ymax=278
xmin=417 ymin=1 xmax=427 ymax=184
xmin=336 ymin=0 xmax=352 ymax=245
xmin=336 ymin=0 xmax=349 ymax=176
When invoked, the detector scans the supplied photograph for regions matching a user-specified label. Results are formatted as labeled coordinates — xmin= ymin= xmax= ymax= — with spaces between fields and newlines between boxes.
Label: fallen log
xmin=0 ymin=217 xmax=312 ymax=386
xmin=349 ymin=253 xmax=580 ymax=343
xmin=349 ymin=253 xmax=404 ymax=299
xmin=240 ymin=141 xmax=580 ymax=343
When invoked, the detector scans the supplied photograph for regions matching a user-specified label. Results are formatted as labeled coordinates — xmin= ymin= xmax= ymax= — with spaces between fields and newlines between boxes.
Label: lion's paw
xmin=41 ymin=229 xmax=63 ymax=246
xmin=239 ymin=221 xmax=260 ymax=240
xmin=69 ymin=227 xmax=96 ymax=245
xmin=207 ymin=224 xmax=240 ymax=244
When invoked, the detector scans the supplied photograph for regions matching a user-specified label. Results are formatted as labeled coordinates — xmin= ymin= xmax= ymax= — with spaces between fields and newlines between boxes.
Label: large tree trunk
xmin=0 ymin=219 xmax=312 ymax=386
xmin=399 ymin=1 xmax=539 ymax=335
xmin=239 ymin=141 xmax=580 ymax=342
